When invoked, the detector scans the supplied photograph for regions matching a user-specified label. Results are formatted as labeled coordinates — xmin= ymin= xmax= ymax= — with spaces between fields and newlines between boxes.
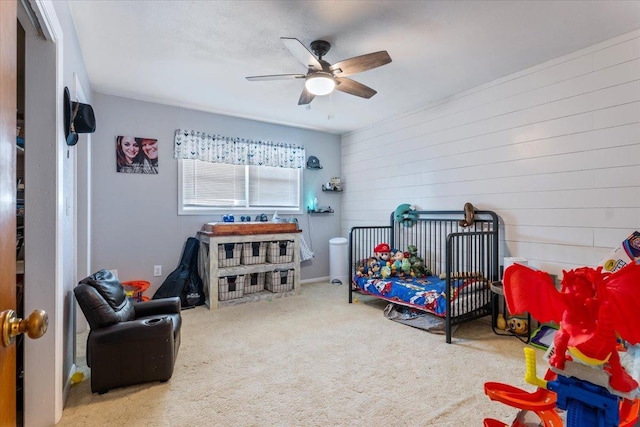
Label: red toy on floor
xmin=483 ymin=262 xmax=640 ymax=427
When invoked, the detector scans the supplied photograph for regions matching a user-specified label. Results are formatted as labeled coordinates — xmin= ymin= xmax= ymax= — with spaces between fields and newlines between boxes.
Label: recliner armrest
xmin=90 ymin=316 xmax=174 ymax=345
xmin=132 ymin=297 xmax=181 ymax=318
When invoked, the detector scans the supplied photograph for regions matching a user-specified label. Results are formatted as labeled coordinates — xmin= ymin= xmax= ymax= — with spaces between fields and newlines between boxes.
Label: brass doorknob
xmin=0 ymin=309 xmax=48 ymax=347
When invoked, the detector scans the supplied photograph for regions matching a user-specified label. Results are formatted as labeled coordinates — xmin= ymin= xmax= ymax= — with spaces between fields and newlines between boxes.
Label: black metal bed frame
xmin=348 ymin=210 xmax=500 ymax=343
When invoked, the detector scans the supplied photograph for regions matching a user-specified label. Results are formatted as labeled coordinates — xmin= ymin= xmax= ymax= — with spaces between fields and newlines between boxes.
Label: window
xmin=179 ymin=159 xmax=302 ymax=214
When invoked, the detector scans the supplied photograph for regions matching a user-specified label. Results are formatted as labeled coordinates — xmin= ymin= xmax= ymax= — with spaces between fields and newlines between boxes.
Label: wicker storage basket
xmin=265 ymin=269 xmax=294 ymax=293
xmin=244 ymin=272 xmax=265 ymax=294
xmin=218 ymin=243 xmax=242 ymax=267
xmin=218 ymin=275 xmax=244 ymax=300
xmin=266 ymin=240 xmax=293 ymax=263
xmin=241 ymin=241 xmax=267 ymax=265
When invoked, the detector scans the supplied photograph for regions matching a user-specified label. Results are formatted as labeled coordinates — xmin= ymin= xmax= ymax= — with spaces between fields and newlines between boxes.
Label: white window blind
xmin=179 ymin=159 xmax=301 ymax=214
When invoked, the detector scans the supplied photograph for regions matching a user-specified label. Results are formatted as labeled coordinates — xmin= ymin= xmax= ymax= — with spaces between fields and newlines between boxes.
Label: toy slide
xmin=484 ymin=372 xmax=557 ymax=411
xmin=485 ymin=347 xmax=640 ymax=427
xmin=483 ymin=419 xmax=509 ymax=427
xmin=483 ymin=418 xmax=546 ymax=427
xmin=619 ymin=397 xmax=640 ymax=427
xmin=483 ymin=347 xmax=562 ymax=426
xmin=484 ymin=372 xmax=562 ymax=427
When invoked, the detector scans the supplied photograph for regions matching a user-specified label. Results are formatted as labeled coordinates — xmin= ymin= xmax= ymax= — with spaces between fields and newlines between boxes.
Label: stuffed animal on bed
xmin=407 ymin=244 xmax=431 ymax=277
xmin=401 ymin=257 xmax=412 ymax=276
xmin=373 ymin=243 xmax=391 ymax=267
xmin=380 ymin=264 xmax=391 ymax=279
xmin=366 ymin=258 xmax=381 ymax=278
xmin=356 ymin=257 xmax=381 ymax=278
xmin=391 ymin=249 xmax=405 ymax=275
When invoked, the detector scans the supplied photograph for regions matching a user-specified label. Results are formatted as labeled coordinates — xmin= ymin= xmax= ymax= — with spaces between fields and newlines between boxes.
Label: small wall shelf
xmin=308 ymin=207 xmax=334 ymax=214
xmin=321 ymin=184 xmax=343 ymax=192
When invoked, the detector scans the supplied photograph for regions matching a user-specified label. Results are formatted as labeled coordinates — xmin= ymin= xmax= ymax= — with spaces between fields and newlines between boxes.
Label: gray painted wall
xmin=90 ymin=94 xmax=342 ymax=295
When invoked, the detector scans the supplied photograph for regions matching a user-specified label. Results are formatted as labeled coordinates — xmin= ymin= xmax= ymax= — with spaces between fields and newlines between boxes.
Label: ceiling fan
xmin=246 ymin=37 xmax=392 ymax=105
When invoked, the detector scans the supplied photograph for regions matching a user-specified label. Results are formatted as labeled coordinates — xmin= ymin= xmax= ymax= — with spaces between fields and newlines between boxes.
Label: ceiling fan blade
xmin=246 ymin=74 xmax=305 ymax=81
xmin=281 ymin=37 xmax=322 ymax=70
xmin=334 ymin=77 xmax=377 ymax=99
xmin=330 ymin=51 xmax=392 ymax=77
xmin=298 ymin=87 xmax=316 ymax=105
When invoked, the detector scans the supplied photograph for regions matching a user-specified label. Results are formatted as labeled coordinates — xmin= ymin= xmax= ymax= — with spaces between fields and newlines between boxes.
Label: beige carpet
xmin=60 ymin=281 xmax=544 ymax=426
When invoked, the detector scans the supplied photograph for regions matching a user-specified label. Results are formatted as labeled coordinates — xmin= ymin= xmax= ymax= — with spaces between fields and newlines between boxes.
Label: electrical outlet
xmin=153 ymin=265 xmax=162 ymax=277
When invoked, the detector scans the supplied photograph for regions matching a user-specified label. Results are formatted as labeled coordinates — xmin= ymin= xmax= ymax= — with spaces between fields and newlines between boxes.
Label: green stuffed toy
xmin=394 ymin=204 xmax=418 ymax=228
xmin=407 ymin=244 xmax=431 ymax=277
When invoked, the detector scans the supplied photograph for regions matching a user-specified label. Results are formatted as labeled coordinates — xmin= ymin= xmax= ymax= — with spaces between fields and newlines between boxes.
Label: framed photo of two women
xmin=116 ymin=135 xmax=158 ymax=174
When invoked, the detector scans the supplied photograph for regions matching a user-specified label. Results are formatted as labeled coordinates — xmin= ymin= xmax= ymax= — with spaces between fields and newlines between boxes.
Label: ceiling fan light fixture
xmin=305 ymin=73 xmax=336 ymax=96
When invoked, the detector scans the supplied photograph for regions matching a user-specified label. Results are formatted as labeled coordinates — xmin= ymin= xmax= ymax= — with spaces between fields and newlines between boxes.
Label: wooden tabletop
xmin=200 ymin=222 xmax=300 ymax=236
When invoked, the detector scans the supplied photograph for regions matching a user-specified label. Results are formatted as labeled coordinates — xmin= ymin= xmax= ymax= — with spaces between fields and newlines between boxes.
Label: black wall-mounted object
xmin=64 ymin=86 xmax=96 ymax=146
xmin=306 ymin=155 xmax=322 ymax=169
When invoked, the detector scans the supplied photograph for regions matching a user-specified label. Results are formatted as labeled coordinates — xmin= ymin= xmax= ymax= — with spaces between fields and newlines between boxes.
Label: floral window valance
xmin=173 ymin=129 xmax=305 ymax=169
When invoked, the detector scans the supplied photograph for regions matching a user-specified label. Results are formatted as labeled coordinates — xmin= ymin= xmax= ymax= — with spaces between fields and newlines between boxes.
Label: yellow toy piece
xmin=523 ymin=347 xmax=548 ymax=389
xmin=497 ymin=313 xmax=507 ymax=330
xmin=70 ymin=371 xmax=84 ymax=385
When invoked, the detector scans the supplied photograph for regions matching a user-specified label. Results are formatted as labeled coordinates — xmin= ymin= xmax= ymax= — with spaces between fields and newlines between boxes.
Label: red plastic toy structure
xmin=503 ymin=262 xmax=640 ymax=393
xmin=484 ymin=367 xmax=561 ymax=427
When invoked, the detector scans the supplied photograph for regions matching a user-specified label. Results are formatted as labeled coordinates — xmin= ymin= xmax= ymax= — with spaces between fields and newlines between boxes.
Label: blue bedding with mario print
xmin=352 ymin=274 xmax=480 ymax=316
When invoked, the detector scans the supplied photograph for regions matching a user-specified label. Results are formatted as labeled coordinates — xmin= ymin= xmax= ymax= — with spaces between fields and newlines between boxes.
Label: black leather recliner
xmin=74 ymin=269 xmax=181 ymax=394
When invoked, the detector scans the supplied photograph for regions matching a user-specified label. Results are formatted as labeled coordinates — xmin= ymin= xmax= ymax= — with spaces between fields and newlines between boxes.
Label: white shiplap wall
xmin=341 ymin=30 xmax=640 ymax=277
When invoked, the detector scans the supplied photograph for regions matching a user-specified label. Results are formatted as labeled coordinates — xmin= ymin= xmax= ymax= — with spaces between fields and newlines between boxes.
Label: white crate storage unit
xmin=198 ymin=223 xmax=301 ymax=309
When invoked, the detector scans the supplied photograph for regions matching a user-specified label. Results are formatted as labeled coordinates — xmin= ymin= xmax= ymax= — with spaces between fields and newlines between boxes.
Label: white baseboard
xmin=63 ymin=362 xmax=77 ymax=403
xmin=301 ymin=276 xmax=329 ymax=284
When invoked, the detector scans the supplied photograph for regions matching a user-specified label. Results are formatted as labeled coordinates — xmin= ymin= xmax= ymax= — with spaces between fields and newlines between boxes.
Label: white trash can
xmin=329 ymin=237 xmax=348 ymax=285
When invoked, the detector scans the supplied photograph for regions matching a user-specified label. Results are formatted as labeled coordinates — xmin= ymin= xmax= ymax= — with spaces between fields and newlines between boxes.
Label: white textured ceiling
xmin=68 ymin=1 xmax=640 ymax=135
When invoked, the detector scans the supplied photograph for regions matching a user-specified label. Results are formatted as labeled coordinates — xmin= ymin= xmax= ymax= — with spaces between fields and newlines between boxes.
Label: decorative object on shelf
xmin=322 ymin=184 xmax=343 ymax=192
xmin=63 ymin=86 xmax=96 ymax=146
xmin=323 ymin=176 xmax=342 ymax=191
xmin=306 ymin=155 xmax=322 ymax=169
xmin=308 ymin=206 xmax=334 ymax=214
